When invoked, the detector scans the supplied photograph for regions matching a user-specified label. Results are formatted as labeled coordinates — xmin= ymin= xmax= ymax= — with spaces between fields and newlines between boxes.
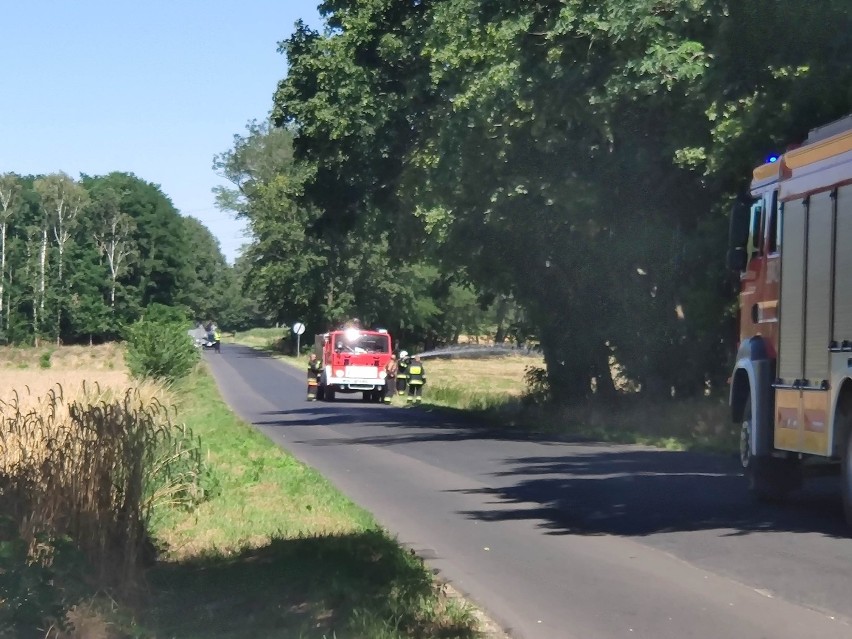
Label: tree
xmin=91 ymin=187 xmax=136 ymax=308
xmin=33 ymin=173 xmax=90 ymax=343
xmin=0 ymin=174 xmax=24 ymax=334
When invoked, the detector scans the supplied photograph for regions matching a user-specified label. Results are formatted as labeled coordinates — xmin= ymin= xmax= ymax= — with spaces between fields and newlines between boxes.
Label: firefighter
xmin=406 ymin=355 xmax=426 ymax=403
xmin=212 ymin=326 xmax=221 ymax=353
xmin=306 ymin=353 xmax=323 ymax=400
xmin=396 ymin=351 xmax=410 ymax=396
xmin=383 ymin=353 xmax=398 ymax=404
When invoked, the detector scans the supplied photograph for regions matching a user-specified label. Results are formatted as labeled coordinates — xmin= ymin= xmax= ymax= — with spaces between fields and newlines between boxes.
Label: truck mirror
xmin=728 ymin=200 xmax=751 ymax=252
xmin=727 ymin=246 xmax=748 ymax=272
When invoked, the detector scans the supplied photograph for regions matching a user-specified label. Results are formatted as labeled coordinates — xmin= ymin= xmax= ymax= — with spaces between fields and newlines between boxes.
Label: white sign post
xmin=292 ymin=321 xmax=306 ymax=355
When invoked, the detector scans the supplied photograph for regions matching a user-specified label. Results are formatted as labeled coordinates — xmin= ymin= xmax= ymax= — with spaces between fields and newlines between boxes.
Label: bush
xmin=126 ymin=319 xmax=198 ymax=382
xmin=522 ymin=365 xmax=550 ymax=405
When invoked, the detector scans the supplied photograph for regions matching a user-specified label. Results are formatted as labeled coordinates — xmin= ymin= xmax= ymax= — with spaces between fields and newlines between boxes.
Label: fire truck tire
xmin=325 ymin=386 xmax=336 ymax=401
xmin=362 ymin=391 xmax=370 ymax=402
xmin=842 ymin=427 xmax=852 ymax=527
xmin=740 ymin=398 xmax=800 ymax=502
xmin=316 ymin=385 xmax=325 ymax=401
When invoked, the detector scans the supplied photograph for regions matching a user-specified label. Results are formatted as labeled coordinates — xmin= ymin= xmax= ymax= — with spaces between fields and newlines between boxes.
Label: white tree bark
xmin=94 ymin=207 xmax=135 ymax=308
xmin=0 ymin=175 xmax=22 ymax=331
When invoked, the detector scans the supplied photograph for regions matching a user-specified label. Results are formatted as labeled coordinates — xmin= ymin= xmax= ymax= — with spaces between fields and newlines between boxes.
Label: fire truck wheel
xmin=741 ymin=398 xmax=799 ymax=502
xmin=316 ymin=385 xmax=325 ymax=401
xmin=325 ymin=387 xmax=336 ymax=401
xmin=842 ymin=427 xmax=852 ymax=526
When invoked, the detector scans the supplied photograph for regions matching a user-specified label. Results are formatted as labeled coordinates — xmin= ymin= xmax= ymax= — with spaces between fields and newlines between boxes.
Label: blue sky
xmin=0 ymin=0 xmax=323 ymax=263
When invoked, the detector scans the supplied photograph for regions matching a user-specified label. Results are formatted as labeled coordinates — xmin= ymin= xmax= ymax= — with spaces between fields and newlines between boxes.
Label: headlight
xmin=335 ymin=369 xmax=344 ymax=377
xmin=379 ymin=371 xmax=387 ymax=379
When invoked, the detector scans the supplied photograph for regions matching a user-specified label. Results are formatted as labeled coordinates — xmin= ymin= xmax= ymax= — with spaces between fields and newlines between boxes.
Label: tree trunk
xmin=0 ymin=222 xmax=5 ymax=323
xmin=39 ymin=227 xmax=47 ymax=317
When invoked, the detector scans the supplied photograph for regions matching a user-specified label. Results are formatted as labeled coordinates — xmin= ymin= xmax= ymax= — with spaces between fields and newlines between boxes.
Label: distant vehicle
xmin=727 ymin=114 xmax=852 ymax=523
xmin=315 ymin=326 xmax=393 ymax=402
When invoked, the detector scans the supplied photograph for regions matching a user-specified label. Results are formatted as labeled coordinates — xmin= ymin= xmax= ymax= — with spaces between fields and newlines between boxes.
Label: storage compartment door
xmin=804 ymin=191 xmax=833 ymax=386
xmin=834 ymin=185 xmax=852 ymax=343
xmin=778 ymin=199 xmax=806 ymax=383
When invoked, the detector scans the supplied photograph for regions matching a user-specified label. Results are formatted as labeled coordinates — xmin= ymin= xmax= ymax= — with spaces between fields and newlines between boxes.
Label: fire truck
xmin=728 ymin=114 xmax=852 ymax=523
xmin=314 ymin=326 xmax=393 ymax=402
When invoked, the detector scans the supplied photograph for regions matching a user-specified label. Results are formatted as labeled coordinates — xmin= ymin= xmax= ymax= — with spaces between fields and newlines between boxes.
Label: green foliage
xmin=125 ymin=317 xmax=198 ymax=382
xmin=256 ymin=0 xmax=852 ymax=406
xmin=522 ymin=365 xmax=550 ymax=406
xmin=0 ymin=170 xmax=246 ymax=346
xmin=0 ymin=522 xmax=83 ymax=637
xmin=38 ymin=350 xmax=52 ymax=369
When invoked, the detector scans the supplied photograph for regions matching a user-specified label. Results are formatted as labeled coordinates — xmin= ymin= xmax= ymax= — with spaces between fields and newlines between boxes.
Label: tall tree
xmin=34 ymin=173 xmax=89 ymax=342
xmin=0 ymin=174 xmax=24 ymax=333
xmin=91 ymin=187 xmax=136 ymax=308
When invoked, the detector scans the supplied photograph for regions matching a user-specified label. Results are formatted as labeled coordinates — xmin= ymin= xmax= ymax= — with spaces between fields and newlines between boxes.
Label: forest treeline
xmin=0 ymin=171 xmax=262 ymax=345
xmin=217 ymin=0 xmax=852 ymax=403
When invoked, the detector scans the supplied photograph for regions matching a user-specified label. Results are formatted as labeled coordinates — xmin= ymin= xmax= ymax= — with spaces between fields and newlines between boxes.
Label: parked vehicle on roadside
xmin=727 ymin=114 xmax=852 ymax=524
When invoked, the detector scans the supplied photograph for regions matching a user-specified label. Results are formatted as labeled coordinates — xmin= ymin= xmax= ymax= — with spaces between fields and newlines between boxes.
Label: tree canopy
xmin=221 ymin=0 xmax=852 ymax=401
xmin=0 ymin=171 xmax=253 ymax=344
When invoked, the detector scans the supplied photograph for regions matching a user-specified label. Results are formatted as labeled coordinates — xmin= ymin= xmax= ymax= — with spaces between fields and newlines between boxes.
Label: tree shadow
xmin=452 ymin=449 xmax=849 ymax=538
xmin=256 ymin=407 xmax=849 ymax=538
xmin=142 ymin=530 xmax=476 ymax=639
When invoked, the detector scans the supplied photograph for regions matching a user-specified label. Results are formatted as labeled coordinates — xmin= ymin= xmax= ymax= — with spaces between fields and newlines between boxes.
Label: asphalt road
xmin=206 ymin=344 xmax=852 ymax=639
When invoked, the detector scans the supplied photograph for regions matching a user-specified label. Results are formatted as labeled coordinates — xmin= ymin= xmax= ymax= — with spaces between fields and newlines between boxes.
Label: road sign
xmin=292 ymin=321 xmax=306 ymax=354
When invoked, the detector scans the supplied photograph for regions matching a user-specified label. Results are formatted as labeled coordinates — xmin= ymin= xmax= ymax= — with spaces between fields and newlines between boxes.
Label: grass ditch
xmin=142 ymin=367 xmax=480 ymax=639
xmin=228 ymin=330 xmax=738 ymax=454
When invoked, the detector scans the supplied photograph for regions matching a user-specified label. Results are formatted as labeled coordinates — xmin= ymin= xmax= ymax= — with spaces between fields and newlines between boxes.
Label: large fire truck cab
xmin=314 ymin=327 xmax=392 ymax=402
xmin=728 ymin=114 xmax=852 ymax=523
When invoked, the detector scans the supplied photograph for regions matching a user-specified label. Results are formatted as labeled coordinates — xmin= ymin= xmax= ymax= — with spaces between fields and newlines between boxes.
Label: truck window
xmin=343 ymin=333 xmax=390 ymax=354
xmin=767 ymin=190 xmax=779 ymax=254
xmin=749 ymin=201 xmax=764 ymax=258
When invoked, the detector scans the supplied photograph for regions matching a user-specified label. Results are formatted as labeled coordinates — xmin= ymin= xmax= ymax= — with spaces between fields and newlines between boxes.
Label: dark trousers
xmin=407 ymin=383 xmax=423 ymax=402
xmin=396 ymin=377 xmax=408 ymax=394
xmin=383 ymin=377 xmax=395 ymax=401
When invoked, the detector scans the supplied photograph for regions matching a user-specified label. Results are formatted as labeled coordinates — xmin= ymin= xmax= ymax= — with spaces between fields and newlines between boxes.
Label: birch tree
xmin=34 ymin=173 xmax=90 ymax=342
xmin=0 ymin=174 xmax=23 ymax=331
xmin=92 ymin=188 xmax=136 ymax=307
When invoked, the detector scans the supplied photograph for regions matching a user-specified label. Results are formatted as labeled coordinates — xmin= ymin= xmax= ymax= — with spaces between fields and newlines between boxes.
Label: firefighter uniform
xmin=383 ymin=355 xmax=398 ymax=404
xmin=406 ymin=357 xmax=426 ymax=403
xmin=307 ymin=355 xmax=323 ymax=400
xmin=396 ymin=352 xmax=410 ymax=396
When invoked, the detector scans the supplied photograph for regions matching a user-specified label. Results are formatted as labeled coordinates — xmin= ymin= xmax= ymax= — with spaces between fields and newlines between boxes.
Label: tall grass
xmin=0 ymin=382 xmax=204 ymax=590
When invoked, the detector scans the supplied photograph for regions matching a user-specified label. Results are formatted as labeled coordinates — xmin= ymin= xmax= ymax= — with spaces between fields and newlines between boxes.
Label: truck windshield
xmin=337 ymin=333 xmax=390 ymax=354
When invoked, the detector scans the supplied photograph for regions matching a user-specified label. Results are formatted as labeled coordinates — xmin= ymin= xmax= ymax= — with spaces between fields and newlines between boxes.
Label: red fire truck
xmin=314 ymin=327 xmax=393 ymax=402
xmin=728 ymin=114 xmax=852 ymax=523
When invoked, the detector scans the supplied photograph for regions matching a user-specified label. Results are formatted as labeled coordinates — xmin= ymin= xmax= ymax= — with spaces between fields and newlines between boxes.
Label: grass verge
xmin=140 ymin=366 xmax=480 ymax=639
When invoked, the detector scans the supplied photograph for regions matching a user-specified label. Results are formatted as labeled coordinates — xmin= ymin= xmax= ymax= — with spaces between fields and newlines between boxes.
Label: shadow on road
xmin=228 ymin=344 xmax=851 ymax=540
xmin=452 ymin=450 xmax=849 ymax=538
xmin=255 ymin=403 xmax=850 ymax=540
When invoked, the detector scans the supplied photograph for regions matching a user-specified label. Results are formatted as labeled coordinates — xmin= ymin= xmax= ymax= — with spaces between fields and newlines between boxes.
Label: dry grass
xmin=424 ymin=354 xmax=543 ymax=397
xmin=0 ymin=343 xmax=125 ymax=371
xmin=0 ymin=342 xmax=205 ymax=639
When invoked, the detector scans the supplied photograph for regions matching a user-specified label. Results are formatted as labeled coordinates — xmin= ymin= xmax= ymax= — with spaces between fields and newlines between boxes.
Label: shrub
xmin=522 ymin=365 xmax=550 ymax=405
xmin=125 ymin=319 xmax=198 ymax=382
xmin=39 ymin=350 xmax=52 ymax=369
